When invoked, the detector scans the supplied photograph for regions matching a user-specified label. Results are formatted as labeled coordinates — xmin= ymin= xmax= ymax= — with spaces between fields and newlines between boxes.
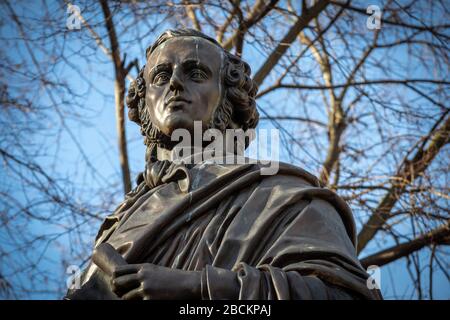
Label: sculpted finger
xmin=112 ymin=264 xmax=141 ymax=278
xmin=111 ymin=274 xmax=140 ymax=296
xmin=121 ymin=286 xmax=146 ymax=300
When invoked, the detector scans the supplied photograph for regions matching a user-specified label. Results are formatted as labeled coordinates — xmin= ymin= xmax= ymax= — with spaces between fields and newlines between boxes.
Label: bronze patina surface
xmin=66 ymin=29 xmax=381 ymax=300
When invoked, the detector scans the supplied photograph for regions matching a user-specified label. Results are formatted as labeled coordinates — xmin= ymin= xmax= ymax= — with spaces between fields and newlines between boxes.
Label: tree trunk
xmin=100 ymin=0 xmax=132 ymax=194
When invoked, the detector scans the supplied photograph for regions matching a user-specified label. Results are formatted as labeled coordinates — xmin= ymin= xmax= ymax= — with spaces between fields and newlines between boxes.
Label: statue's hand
xmin=110 ymin=263 xmax=202 ymax=300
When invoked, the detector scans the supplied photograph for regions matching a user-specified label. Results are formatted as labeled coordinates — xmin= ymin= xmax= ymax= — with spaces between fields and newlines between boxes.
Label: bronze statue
xmin=66 ymin=29 xmax=381 ymax=300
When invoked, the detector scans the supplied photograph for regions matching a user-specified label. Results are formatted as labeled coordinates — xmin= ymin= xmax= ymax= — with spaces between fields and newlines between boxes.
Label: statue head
xmin=126 ymin=28 xmax=259 ymax=161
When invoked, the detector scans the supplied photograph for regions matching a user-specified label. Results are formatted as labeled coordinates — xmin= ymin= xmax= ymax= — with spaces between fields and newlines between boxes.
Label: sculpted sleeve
xmin=200 ymin=173 xmax=382 ymax=300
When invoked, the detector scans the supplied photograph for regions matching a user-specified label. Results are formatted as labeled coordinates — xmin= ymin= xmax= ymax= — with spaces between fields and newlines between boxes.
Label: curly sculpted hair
xmin=126 ymin=28 xmax=259 ymax=158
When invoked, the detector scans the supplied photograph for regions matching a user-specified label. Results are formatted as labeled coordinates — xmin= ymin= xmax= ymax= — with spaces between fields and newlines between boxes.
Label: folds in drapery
xmin=66 ymin=159 xmax=381 ymax=300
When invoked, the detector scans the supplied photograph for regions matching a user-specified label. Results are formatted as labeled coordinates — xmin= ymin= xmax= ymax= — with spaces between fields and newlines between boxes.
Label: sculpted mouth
xmin=165 ymin=96 xmax=191 ymax=106
xmin=165 ymin=96 xmax=191 ymax=112
xmin=167 ymin=102 xmax=186 ymax=112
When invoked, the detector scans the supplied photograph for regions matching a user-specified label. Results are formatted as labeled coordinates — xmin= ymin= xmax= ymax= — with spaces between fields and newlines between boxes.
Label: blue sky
xmin=0 ymin=0 xmax=448 ymax=299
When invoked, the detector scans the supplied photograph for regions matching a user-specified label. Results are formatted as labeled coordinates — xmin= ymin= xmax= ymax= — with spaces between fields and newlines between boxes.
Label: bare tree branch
xmin=100 ymin=0 xmax=132 ymax=194
xmin=357 ymin=113 xmax=450 ymax=253
xmin=257 ymin=79 xmax=450 ymax=97
xmin=360 ymin=221 xmax=450 ymax=268
xmin=183 ymin=1 xmax=202 ymax=31
xmin=253 ymin=0 xmax=330 ymax=86
xmin=222 ymin=0 xmax=280 ymax=50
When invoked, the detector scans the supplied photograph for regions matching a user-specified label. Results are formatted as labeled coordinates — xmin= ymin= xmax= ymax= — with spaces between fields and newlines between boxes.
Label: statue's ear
xmin=126 ymin=80 xmax=142 ymax=124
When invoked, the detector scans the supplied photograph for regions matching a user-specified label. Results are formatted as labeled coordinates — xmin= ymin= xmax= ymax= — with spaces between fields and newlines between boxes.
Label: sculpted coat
xmin=66 ymin=28 xmax=381 ymax=300
xmin=67 ymin=158 xmax=381 ymax=300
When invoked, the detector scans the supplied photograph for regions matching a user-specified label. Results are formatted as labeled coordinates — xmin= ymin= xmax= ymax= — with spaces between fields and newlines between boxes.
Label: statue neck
xmin=155 ymin=132 xmax=244 ymax=163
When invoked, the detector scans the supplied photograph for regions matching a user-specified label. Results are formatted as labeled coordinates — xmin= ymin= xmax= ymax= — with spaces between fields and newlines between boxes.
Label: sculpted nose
xmin=169 ymin=70 xmax=184 ymax=92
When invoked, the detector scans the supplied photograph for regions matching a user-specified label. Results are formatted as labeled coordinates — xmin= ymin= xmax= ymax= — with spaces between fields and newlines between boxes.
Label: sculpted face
xmin=144 ymin=37 xmax=223 ymax=136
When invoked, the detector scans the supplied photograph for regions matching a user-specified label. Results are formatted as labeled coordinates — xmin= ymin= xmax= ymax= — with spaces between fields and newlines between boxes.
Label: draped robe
xmin=66 ymin=158 xmax=381 ymax=300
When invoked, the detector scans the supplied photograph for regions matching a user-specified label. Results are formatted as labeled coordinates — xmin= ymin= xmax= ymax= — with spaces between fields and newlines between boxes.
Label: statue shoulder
xmin=251 ymin=160 xmax=323 ymax=188
xmin=251 ymin=160 xmax=357 ymax=246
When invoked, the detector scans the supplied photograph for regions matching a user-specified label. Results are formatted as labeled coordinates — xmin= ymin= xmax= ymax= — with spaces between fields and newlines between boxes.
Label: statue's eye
xmin=153 ymin=72 xmax=170 ymax=85
xmin=189 ymin=69 xmax=207 ymax=81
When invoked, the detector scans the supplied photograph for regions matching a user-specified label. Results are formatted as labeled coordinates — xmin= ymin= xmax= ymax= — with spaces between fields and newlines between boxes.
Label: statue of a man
xmin=66 ymin=29 xmax=381 ymax=300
